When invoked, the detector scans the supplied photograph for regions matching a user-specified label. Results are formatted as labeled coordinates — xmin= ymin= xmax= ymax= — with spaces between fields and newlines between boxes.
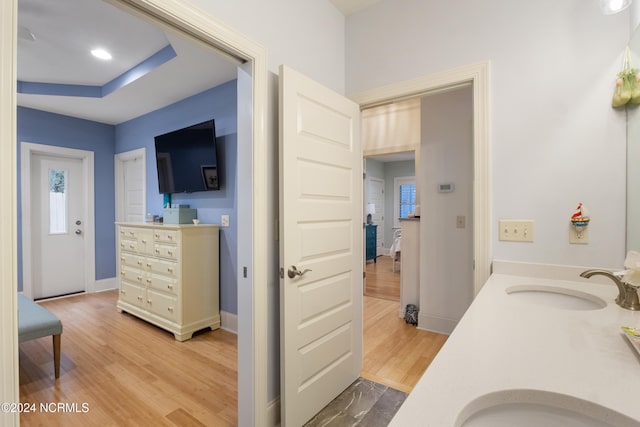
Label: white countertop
xmin=389 ymin=268 xmax=640 ymax=426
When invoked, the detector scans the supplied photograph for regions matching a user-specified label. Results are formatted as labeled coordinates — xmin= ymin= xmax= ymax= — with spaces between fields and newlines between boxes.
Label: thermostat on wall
xmin=438 ymin=183 xmax=455 ymax=193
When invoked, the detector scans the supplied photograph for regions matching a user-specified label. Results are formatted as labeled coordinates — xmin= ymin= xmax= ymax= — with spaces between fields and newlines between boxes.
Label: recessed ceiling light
xmin=91 ymin=48 xmax=112 ymax=60
xmin=599 ymin=0 xmax=632 ymax=14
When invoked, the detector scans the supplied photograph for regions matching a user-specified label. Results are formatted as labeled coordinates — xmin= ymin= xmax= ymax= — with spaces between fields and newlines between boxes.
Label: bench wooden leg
xmin=52 ymin=334 xmax=61 ymax=379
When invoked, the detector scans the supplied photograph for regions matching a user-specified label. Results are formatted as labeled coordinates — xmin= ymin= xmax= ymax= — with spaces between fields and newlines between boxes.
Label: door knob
xmin=75 ymin=229 xmax=82 ymax=235
xmin=75 ymin=220 xmax=82 ymax=225
xmin=288 ymin=265 xmax=312 ymax=279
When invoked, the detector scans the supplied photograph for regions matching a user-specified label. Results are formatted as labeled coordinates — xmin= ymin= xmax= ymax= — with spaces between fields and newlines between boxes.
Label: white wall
xmin=419 ymin=87 xmax=474 ymax=333
xmin=190 ymin=0 xmax=345 ymax=93
xmin=347 ymin=0 xmax=630 ymax=269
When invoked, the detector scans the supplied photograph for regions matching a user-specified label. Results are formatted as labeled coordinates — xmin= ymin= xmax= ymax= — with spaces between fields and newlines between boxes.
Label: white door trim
xmin=351 ymin=61 xmax=491 ymax=296
xmin=0 ymin=0 xmax=19 ymax=416
xmin=114 ymin=148 xmax=146 ymax=222
xmin=4 ymin=1 xmax=267 ymax=426
xmin=21 ymin=142 xmax=96 ymax=299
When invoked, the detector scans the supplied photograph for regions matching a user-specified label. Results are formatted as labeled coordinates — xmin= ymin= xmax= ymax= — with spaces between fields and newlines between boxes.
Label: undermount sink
xmin=456 ymin=390 xmax=639 ymax=427
xmin=505 ymin=284 xmax=607 ymax=311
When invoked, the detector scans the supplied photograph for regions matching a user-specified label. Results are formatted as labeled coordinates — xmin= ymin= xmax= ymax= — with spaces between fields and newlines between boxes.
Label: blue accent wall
xmin=115 ymin=80 xmax=238 ymax=314
xmin=16 ymin=79 xmax=238 ymax=315
xmin=16 ymin=107 xmax=116 ymax=290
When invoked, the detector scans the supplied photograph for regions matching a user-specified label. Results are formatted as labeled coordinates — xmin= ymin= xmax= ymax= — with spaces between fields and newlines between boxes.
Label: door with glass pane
xmin=32 ymin=154 xmax=85 ymax=299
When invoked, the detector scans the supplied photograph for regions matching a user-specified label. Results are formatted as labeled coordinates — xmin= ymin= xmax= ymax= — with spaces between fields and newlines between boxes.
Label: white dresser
xmin=115 ymin=222 xmax=220 ymax=341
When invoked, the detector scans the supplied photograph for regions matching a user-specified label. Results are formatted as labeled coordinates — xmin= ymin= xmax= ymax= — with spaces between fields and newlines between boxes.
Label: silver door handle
xmin=75 ymin=229 xmax=82 ymax=235
xmin=288 ymin=265 xmax=312 ymax=279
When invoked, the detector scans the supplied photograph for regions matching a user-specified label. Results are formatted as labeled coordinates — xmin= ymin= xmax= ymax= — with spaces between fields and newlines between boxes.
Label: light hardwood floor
xmin=19 ymin=290 xmax=237 ymax=426
xmin=361 ymin=296 xmax=448 ymax=393
xmin=365 ymin=255 xmax=401 ymax=301
xmin=19 ymin=284 xmax=447 ymax=425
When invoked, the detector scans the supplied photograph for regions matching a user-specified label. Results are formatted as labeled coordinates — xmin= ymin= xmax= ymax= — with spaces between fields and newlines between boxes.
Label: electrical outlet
xmin=499 ymin=220 xmax=534 ymax=242
xmin=221 ymin=215 xmax=230 ymax=227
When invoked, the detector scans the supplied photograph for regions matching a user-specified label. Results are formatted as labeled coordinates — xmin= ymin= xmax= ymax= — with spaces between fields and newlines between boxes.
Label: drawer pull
xmin=129 ymin=244 xmax=135 ymax=249
xmin=129 ymin=231 xmax=134 ymax=236
xmin=167 ymin=268 xmax=173 ymax=273
xmin=120 ymin=289 xmax=126 ymax=295
xmin=167 ymin=284 xmax=174 ymax=290
xmin=141 ymin=239 xmax=147 ymax=244
xmin=120 ymin=257 xmax=125 ymax=261
xmin=168 ymin=251 xmax=173 ymax=256
xmin=137 ymin=260 xmax=143 ymax=265
xmin=155 ymin=233 xmax=159 ymax=239
xmin=147 ymin=299 xmax=152 ymax=305
xmin=146 ymin=279 xmax=152 ymax=284
xmin=167 ymin=307 xmax=174 ymax=312
xmin=168 ymin=235 xmax=173 ymax=240
xmin=155 ymin=249 xmax=160 ymax=254
xmin=137 ymin=296 xmax=143 ymax=301
xmin=147 ymin=263 xmax=152 ymax=268
xmin=137 ymin=276 xmax=142 ymax=281
xmin=120 ymin=272 xmax=125 ymax=276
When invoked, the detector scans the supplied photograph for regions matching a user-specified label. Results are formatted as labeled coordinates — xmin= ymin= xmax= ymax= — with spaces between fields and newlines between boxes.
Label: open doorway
xmin=358 ymin=67 xmax=485 ymax=393
xmin=7 ymin=0 xmax=270 ymax=425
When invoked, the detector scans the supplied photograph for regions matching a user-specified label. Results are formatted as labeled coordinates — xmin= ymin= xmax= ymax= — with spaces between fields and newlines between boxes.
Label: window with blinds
xmin=399 ymin=183 xmax=416 ymax=219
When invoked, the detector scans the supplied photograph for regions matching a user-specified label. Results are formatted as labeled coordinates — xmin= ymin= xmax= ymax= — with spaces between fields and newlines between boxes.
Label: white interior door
xmin=368 ymin=177 xmax=385 ymax=255
xmin=279 ymin=65 xmax=363 ymax=426
xmin=31 ymin=154 xmax=85 ymax=299
xmin=115 ymin=148 xmax=146 ymax=223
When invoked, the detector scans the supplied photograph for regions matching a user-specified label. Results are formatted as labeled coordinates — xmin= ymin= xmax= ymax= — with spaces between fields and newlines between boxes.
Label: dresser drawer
xmin=120 ymin=265 xmax=146 ymax=285
xmin=147 ymin=273 xmax=179 ymax=295
xmin=154 ymin=229 xmax=178 ymax=243
xmin=154 ymin=243 xmax=178 ymax=259
xmin=120 ymin=252 xmax=144 ymax=269
xmin=119 ymin=282 xmax=145 ymax=308
xmin=146 ymin=257 xmax=177 ymax=277
xmin=147 ymin=289 xmax=178 ymax=322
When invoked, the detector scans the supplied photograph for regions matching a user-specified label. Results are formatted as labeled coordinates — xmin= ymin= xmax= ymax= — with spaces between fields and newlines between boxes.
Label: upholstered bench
xmin=18 ymin=294 xmax=62 ymax=379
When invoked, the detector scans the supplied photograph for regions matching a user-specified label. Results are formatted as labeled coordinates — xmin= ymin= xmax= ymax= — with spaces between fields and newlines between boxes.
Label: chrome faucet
xmin=580 ymin=269 xmax=640 ymax=310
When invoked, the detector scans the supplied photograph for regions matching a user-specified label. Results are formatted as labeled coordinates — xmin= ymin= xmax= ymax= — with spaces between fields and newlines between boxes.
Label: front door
xmin=279 ymin=65 xmax=363 ymax=426
xmin=31 ymin=154 xmax=85 ymax=299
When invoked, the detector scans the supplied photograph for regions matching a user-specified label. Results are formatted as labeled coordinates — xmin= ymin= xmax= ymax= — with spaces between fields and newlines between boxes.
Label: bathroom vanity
xmin=389 ymin=261 xmax=640 ymax=426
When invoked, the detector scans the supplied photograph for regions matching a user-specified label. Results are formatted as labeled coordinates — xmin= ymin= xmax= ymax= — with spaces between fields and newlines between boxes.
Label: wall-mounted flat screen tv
xmin=154 ymin=119 xmax=219 ymax=193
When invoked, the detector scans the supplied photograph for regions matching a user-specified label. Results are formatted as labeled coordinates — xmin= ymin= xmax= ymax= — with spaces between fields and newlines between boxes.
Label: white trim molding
xmin=0 ymin=0 xmax=19 ymax=423
xmin=351 ymin=61 xmax=491 ymax=297
xmin=20 ymin=142 xmax=96 ymax=298
xmin=220 ymin=310 xmax=238 ymax=334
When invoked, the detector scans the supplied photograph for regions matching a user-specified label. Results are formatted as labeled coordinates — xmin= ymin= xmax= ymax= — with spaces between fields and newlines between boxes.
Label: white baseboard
xmin=220 ymin=310 xmax=238 ymax=334
xmin=417 ymin=313 xmax=456 ymax=335
xmin=267 ymin=398 xmax=280 ymax=427
xmin=93 ymin=277 xmax=117 ymax=292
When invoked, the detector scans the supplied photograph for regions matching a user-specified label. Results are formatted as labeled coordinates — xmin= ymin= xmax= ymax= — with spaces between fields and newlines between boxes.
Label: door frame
xmin=114 ymin=148 xmax=146 ymax=223
xmin=3 ymin=1 xmax=270 ymax=426
xmin=351 ymin=61 xmax=490 ymax=296
xmin=20 ymin=142 xmax=96 ymax=299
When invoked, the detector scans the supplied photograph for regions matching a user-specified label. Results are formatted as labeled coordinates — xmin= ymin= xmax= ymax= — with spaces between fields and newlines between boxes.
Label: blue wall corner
xmin=16 ymin=79 xmax=239 ymax=314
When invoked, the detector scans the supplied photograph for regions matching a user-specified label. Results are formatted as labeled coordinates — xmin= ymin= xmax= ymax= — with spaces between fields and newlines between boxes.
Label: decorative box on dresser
xmin=116 ymin=222 xmax=220 ymax=341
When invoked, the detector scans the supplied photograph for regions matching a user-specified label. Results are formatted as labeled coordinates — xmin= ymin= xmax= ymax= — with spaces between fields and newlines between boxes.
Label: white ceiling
xmin=330 ymin=0 xmax=384 ymax=15
xmin=17 ymin=0 xmax=239 ymax=125
xmin=17 ymin=0 xmax=383 ymax=125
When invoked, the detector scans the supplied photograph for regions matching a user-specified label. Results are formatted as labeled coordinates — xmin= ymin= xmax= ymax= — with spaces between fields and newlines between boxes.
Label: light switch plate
xmin=221 ymin=215 xmax=230 ymax=227
xmin=499 ymin=220 xmax=534 ymax=242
